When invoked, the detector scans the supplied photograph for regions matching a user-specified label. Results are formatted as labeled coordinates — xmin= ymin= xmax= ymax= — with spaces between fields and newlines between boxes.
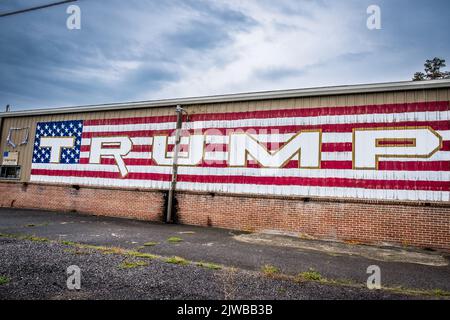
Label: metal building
xmin=1 ymin=80 xmax=449 ymax=250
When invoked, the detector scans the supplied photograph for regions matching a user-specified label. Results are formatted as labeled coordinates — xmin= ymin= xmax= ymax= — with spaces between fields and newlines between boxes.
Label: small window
xmin=0 ymin=166 xmax=21 ymax=180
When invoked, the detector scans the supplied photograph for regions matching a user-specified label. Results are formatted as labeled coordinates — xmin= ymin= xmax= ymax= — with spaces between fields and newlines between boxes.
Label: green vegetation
xmin=196 ymin=261 xmax=222 ymax=270
xmin=61 ymin=240 xmax=77 ymax=246
xmin=432 ymin=289 xmax=450 ymax=297
xmin=0 ymin=233 xmax=49 ymax=242
xmin=0 ymin=276 xmax=10 ymax=285
xmin=143 ymin=242 xmax=159 ymax=247
xmin=165 ymin=256 xmax=189 ymax=265
xmin=298 ymin=269 xmax=323 ymax=281
xmin=126 ymin=251 xmax=158 ymax=259
xmin=167 ymin=237 xmax=183 ymax=243
xmin=23 ymin=235 xmax=49 ymax=242
xmin=119 ymin=260 xmax=149 ymax=269
xmin=261 ymin=265 xmax=280 ymax=277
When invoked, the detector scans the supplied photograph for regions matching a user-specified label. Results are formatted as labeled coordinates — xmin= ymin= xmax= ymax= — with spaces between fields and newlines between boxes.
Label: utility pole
xmin=166 ymin=105 xmax=186 ymax=223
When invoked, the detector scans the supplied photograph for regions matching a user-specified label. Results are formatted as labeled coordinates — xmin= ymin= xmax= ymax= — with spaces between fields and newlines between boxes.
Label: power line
xmin=0 ymin=0 xmax=77 ymax=18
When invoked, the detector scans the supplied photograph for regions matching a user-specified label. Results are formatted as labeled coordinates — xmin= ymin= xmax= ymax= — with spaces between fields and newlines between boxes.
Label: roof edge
xmin=2 ymin=79 xmax=450 ymax=118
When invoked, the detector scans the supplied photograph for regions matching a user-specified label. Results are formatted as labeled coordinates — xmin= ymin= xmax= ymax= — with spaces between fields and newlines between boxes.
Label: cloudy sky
xmin=0 ymin=0 xmax=449 ymax=111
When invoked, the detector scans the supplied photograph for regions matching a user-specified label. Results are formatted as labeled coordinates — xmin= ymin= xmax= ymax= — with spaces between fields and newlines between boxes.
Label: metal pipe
xmin=166 ymin=105 xmax=184 ymax=223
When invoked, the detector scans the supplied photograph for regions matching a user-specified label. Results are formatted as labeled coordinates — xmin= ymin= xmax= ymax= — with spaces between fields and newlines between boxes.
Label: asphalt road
xmin=0 ymin=208 xmax=449 ymax=300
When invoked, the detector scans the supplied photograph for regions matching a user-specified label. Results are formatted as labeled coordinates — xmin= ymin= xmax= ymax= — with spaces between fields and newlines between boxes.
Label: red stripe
xmin=83 ymin=101 xmax=449 ymax=126
xmin=378 ymin=161 xmax=450 ymax=171
xmin=321 ymin=161 xmax=450 ymax=171
xmin=442 ymin=141 xmax=450 ymax=151
xmin=81 ymin=141 xmax=450 ymax=155
xmin=321 ymin=143 xmax=353 ymax=152
xmin=81 ymin=120 xmax=450 ymax=138
xmin=30 ymin=169 xmax=450 ymax=191
xmin=72 ymin=157 xmax=450 ymax=171
xmin=80 ymin=145 xmax=152 ymax=153
xmin=377 ymin=140 xmax=415 ymax=146
xmin=321 ymin=161 xmax=353 ymax=169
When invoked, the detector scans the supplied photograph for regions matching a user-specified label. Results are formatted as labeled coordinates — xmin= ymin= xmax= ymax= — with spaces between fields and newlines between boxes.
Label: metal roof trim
xmin=1 ymin=79 xmax=450 ymax=118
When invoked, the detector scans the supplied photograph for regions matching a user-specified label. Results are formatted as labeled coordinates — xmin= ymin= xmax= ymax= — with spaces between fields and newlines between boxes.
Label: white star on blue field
xmin=1 ymin=0 xmax=449 ymax=111
xmin=32 ymin=120 xmax=83 ymax=164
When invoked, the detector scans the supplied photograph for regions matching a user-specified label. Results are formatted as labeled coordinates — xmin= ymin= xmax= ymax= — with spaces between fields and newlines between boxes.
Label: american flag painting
xmin=30 ymin=101 xmax=450 ymax=202
xmin=32 ymin=121 xmax=83 ymax=164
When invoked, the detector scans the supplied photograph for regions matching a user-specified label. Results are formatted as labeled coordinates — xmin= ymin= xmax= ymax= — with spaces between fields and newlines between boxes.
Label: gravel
xmin=0 ymin=237 xmax=416 ymax=300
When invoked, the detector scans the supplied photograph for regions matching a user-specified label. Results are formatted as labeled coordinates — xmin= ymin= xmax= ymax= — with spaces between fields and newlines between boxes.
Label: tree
xmin=413 ymin=57 xmax=450 ymax=81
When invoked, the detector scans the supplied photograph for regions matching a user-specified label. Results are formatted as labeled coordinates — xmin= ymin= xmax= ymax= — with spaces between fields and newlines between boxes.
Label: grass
xmin=432 ymin=289 xmax=450 ymax=297
xmin=196 ymin=261 xmax=222 ymax=270
xmin=118 ymin=260 xmax=149 ymax=269
xmin=0 ymin=233 xmax=49 ymax=242
xmin=165 ymin=256 xmax=189 ymax=265
xmin=384 ymin=286 xmax=450 ymax=297
xmin=61 ymin=240 xmax=77 ymax=246
xmin=261 ymin=264 xmax=280 ymax=277
xmin=167 ymin=237 xmax=183 ymax=243
xmin=0 ymin=276 xmax=10 ymax=285
xmin=143 ymin=242 xmax=159 ymax=247
xmin=298 ymin=269 xmax=323 ymax=282
xmin=126 ymin=251 xmax=158 ymax=259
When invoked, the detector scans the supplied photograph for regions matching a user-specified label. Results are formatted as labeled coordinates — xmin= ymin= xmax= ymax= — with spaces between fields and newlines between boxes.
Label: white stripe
xmin=323 ymin=151 xmax=450 ymax=162
xmin=440 ymin=131 xmax=450 ymax=140
xmin=81 ymin=137 xmax=153 ymax=146
xmin=81 ymin=131 xmax=450 ymax=146
xmin=31 ymin=163 xmax=450 ymax=181
xmin=79 ymin=152 xmax=152 ymax=159
xmin=29 ymin=175 xmax=450 ymax=202
xmin=77 ymin=150 xmax=450 ymax=162
xmin=83 ymin=111 xmax=450 ymax=133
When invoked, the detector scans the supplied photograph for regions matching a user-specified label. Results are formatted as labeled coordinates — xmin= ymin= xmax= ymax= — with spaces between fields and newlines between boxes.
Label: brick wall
xmin=0 ymin=182 xmax=165 ymax=222
xmin=177 ymin=192 xmax=450 ymax=250
xmin=1 ymin=182 xmax=449 ymax=251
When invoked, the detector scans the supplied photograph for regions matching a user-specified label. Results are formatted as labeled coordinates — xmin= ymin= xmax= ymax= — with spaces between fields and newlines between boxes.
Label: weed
xmin=167 ymin=237 xmax=183 ymax=243
xmin=165 ymin=256 xmax=189 ymax=265
xmin=61 ymin=240 xmax=77 ymax=246
xmin=25 ymin=235 xmax=49 ymax=242
xmin=261 ymin=265 xmax=280 ymax=277
xmin=127 ymin=251 xmax=158 ymax=259
xmin=0 ymin=276 xmax=10 ymax=285
xmin=143 ymin=242 xmax=158 ymax=247
xmin=298 ymin=269 xmax=323 ymax=281
xmin=118 ymin=260 xmax=148 ymax=269
xmin=196 ymin=261 xmax=222 ymax=270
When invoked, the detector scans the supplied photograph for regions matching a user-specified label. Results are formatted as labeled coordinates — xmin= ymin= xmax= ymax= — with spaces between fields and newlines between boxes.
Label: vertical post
xmin=166 ymin=105 xmax=183 ymax=223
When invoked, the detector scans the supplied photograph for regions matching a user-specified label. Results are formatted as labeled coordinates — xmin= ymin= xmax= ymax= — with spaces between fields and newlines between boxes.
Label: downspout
xmin=166 ymin=105 xmax=185 ymax=223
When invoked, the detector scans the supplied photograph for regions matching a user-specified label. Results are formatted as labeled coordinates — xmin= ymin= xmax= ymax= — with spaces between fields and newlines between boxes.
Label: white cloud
xmin=150 ymin=0 xmax=376 ymax=99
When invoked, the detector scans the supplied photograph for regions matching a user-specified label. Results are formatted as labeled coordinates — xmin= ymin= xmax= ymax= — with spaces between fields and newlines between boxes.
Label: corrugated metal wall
xmin=1 ymin=88 xmax=449 ymax=183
